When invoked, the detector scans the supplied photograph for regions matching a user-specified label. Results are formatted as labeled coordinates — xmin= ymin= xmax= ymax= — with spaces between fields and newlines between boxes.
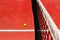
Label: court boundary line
xmin=0 ymin=29 xmax=35 ymax=32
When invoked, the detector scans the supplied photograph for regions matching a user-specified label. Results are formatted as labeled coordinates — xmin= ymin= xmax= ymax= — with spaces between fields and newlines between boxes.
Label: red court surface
xmin=0 ymin=0 xmax=35 ymax=40
xmin=0 ymin=32 xmax=35 ymax=40
xmin=0 ymin=0 xmax=34 ymax=29
xmin=41 ymin=0 xmax=60 ymax=29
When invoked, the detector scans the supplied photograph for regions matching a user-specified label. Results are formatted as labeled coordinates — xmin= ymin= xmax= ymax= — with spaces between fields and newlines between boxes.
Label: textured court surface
xmin=41 ymin=0 xmax=60 ymax=29
xmin=0 ymin=0 xmax=34 ymax=29
xmin=0 ymin=0 xmax=35 ymax=40
xmin=0 ymin=32 xmax=34 ymax=40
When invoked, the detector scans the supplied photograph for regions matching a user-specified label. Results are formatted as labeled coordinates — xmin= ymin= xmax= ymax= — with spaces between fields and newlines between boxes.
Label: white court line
xmin=0 ymin=29 xmax=60 ymax=33
xmin=40 ymin=29 xmax=49 ymax=32
xmin=0 ymin=29 xmax=49 ymax=32
xmin=0 ymin=29 xmax=35 ymax=32
xmin=0 ymin=29 xmax=50 ymax=32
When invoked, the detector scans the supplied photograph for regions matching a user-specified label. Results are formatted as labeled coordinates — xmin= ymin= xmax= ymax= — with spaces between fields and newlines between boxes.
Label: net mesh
xmin=37 ymin=4 xmax=53 ymax=40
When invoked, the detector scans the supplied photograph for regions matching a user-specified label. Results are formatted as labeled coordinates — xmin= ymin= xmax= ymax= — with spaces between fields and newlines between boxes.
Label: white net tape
xmin=37 ymin=0 xmax=60 ymax=40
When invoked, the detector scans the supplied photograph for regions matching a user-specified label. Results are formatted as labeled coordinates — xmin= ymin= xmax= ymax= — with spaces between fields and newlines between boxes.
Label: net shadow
xmin=32 ymin=0 xmax=42 ymax=40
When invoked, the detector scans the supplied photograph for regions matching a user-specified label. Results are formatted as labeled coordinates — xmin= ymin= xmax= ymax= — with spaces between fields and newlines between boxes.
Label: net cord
xmin=36 ymin=0 xmax=60 ymax=40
